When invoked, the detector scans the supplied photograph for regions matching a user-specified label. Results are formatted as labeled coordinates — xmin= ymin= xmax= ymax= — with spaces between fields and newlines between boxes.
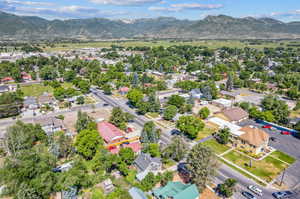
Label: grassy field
xmin=21 ymin=82 xmax=73 ymax=97
xmin=196 ymin=126 xmax=217 ymax=141
xmin=43 ymin=39 xmax=300 ymax=52
xmin=21 ymin=84 xmax=53 ymax=97
xmin=224 ymin=150 xmax=289 ymax=182
xmin=201 ymin=139 xmax=230 ymax=155
xmin=270 ymin=151 xmax=296 ymax=164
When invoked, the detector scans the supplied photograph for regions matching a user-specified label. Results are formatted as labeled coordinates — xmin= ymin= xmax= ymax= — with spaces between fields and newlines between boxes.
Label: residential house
xmin=23 ymin=96 xmax=39 ymax=110
xmin=1 ymin=77 xmax=14 ymax=83
xmin=35 ymin=117 xmax=65 ymax=136
xmin=0 ymin=85 xmax=9 ymax=93
xmin=215 ymin=107 xmax=249 ymax=124
xmin=212 ymin=98 xmax=233 ymax=108
xmin=97 ymin=121 xmax=125 ymax=145
xmin=38 ymin=92 xmax=55 ymax=106
xmin=190 ymin=88 xmax=203 ymax=99
xmin=157 ymin=89 xmax=181 ymax=104
xmin=153 ymin=181 xmax=200 ymax=199
xmin=233 ymin=125 xmax=270 ymax=155
xmin=21 ymin=72 xmax=32 ymax=81
xmin=101 ymin=179 xmax=115 ymax=194
xmin=128 ymin=187 xmax=147 ymax=199
xmin=134 ymin=153 xmax=162 ymax=181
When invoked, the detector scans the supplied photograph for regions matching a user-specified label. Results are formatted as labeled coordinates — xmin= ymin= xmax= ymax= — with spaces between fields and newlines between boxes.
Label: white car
xmin=248 ymin=185 xmax=263 ymax=196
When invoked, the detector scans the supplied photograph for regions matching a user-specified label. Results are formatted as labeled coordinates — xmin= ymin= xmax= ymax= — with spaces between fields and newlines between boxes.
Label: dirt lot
xmin=193 ymin=103 xmax=222 ymax=116
xmin=63 ymin=107 xmax=112 ymax=132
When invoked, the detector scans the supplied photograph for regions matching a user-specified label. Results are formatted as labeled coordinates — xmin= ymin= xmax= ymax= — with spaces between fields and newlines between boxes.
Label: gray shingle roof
xmin=134 ymin=153 xmax=161 ymax=172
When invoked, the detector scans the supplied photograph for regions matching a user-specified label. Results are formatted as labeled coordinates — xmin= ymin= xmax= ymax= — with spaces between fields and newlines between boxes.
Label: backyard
xmin=223 ymin=150 xmax=291 ymax=183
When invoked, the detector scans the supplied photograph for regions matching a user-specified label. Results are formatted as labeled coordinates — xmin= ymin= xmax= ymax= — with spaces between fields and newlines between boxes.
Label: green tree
xmin=0 ymin=147 xmax=57 ymax=199
xmin=160 ymin=171 xmax=174 ymax=186
xmin=74 ymin=129 xmax=103 ymax=160
xmin=75 ymin=111 xmax=93 ymax=133
xmin=109 ymin=107 xmax=133 ymax=130
xmin=198 ymin=107 xmax=210 ymax=119
xmin=217 ymin=128 xmax=230 ymax=145
xmin=176 ymin=116 xmax=205 ymax=139
xmin=140 ymin=122 xmax=160 ymax=143
xmin=217 ymin=178 xmax=237 ymax=198
xmin=102 ymin=84 xmax=112 ymax=95
xmin=163 ymin=105 xmax=178 ymax=121
xmin=163 ymin=136 xmax=188 ymax=161
xmin=119 ymin=147 xmax=135 ymax=165
xmin=4 ymin=121 xmax=47 ymax=156
xmin=40 ymin=65 xmax=57 ymax=80
xmin=186 ymin=144 xmax=218 ymax=192
xmin=127 ymin=89 xmax=143 ymax=107
xmin=76 ymin=96 xmax=85 ymax=105
xmin=140 ymin=172 xmax=160 ymax=191
xmin=167 ymin=95 xmax=185 ymax=109
xmin=143 ymin=143 xmax=160 ymax=157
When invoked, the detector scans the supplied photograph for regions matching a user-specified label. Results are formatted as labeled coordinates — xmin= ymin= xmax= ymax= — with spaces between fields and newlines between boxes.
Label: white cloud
xmin=3 ymin=0 xmax=54 ymax=6
xmin=89 ymin=0 xmax=162 ymax=6
xmin=149 ymin=3 xmax=223 ymax=12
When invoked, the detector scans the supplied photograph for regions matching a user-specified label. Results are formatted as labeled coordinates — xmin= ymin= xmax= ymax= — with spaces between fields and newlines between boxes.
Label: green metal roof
xmin=153 ymin=181 xmax=199 ymax=199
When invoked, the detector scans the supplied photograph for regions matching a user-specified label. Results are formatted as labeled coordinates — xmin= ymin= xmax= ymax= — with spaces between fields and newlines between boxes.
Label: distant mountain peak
xmin=0 ymin=11 xmax=299 ymax=40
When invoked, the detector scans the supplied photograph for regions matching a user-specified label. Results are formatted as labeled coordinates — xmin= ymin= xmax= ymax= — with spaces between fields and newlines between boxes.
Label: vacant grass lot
xmin=201 ymin=139 xmax=230 ymax=155
xmin=224 ymin=150 xmax=289 ymax=182
xmin=270 ymin=151 xmax=296 ymax=164
xmin=21 ymin=84 xmax=53 ymax=97
xmin=21 ymin=82 xmax=73 ymax=97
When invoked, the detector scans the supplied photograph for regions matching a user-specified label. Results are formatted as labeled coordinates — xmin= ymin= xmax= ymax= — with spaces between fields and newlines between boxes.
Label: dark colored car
xmin=103 ymin=103 xmax=109 ymax=106
xmin=270 ymin=137 xmax=277 ymax=142
xmin=242 ymin=191 xmax=256 ymax=199
xmin=272 ymin=191 xmax=293 ymax=199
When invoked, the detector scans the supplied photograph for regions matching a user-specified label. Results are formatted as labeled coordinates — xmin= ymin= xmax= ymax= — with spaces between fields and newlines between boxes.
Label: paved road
xmin=239 ymin=120 xmax=300 ymax=189
xmin=90 ymin=88 xmax=172 ymax=145
xmin=215 ymin=164 xmax=276 ymax=199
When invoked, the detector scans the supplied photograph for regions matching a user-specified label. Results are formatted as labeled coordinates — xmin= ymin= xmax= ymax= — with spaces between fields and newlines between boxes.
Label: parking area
xmin=238 ymin=120 xmax=300 ymax=188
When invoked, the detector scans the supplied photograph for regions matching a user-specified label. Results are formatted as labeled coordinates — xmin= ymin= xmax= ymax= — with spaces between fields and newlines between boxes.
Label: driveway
xmin=239 ymin=120 xmax=300 ymax=189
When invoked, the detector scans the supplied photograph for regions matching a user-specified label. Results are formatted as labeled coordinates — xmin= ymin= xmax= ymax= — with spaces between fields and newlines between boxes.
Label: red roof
xmin=97 ymin=121 xmax=124 ymax=144
xmin=119 ymin=87 xmax=129 ymax=93
xmin=108 ymin=141 xmax=142 ymax=154
xmin=1 ymin=77 xmax=14 ymax=82
xmin=124 ymin=141 xmax=141 ymax=153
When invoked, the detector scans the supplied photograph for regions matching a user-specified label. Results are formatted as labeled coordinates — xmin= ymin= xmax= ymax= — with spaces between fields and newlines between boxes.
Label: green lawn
xmin=224 ymin=151 xmax=289 ymax=183
xmin=21 ymin=84 xmax=53 ymax=97
xmin=196 ymin=126 xmax=216 ymax=141
xmin=218 ymin=158 xmax=266 ymax=186
xmin=270 ymin=151 xmax=296 ymax=164
xmin=201 ymin=139 xmax=230 ymax=155
xmin=146 ymin=112 xmax=160 ymax=118
xmin=21 ymin=82 xmax=74 ymax=97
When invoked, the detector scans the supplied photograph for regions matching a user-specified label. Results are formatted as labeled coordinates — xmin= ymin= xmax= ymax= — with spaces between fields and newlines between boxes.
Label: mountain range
xmin=1 ymin=11 xmax=300 ymax=40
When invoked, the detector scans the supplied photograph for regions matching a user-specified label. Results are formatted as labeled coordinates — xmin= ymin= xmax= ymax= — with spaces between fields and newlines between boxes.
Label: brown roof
xmin=239 ymin=126 xmax=269 ymax=147
xmin=222 ymin=107 xmax=248 ymax=122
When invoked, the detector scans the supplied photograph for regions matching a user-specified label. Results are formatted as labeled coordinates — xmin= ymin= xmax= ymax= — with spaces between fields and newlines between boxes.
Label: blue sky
xmin=0 ymin=0 xmax=299 ymax=21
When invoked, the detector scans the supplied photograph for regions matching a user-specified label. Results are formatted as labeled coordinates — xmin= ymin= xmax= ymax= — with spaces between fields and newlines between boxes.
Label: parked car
xmin=248 ymin=185 xmax=263 ymax=196
xmin=281 ymin=131 xmax=291 ymax=135
xmin=272 ymin=191 xmax=293 ymax=199
xmin=263 ymin=125 xmax=272 ymax=129
xmin=242 ymin=191 xmax=256 ymax=199
xmin=270 ymin=137 xmax=277 ymax=142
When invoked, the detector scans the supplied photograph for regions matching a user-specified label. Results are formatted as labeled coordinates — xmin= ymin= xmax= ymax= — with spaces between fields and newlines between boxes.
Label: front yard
xmin=223 ymin=150 xmax=290 ymax=183
xmin=270 ymin=150 xmax=296 ymax=164
xmin=201 ymin=139 xmax=230 ymax=155
xmin=196 ymin=123 xmax=217 ymax=141
xmin=21 ymin=82 xmax=73 ymax=97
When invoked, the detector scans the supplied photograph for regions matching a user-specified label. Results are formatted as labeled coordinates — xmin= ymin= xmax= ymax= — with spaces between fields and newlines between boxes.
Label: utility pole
xmin=280 ymin=168 xmax=286 ymax=186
